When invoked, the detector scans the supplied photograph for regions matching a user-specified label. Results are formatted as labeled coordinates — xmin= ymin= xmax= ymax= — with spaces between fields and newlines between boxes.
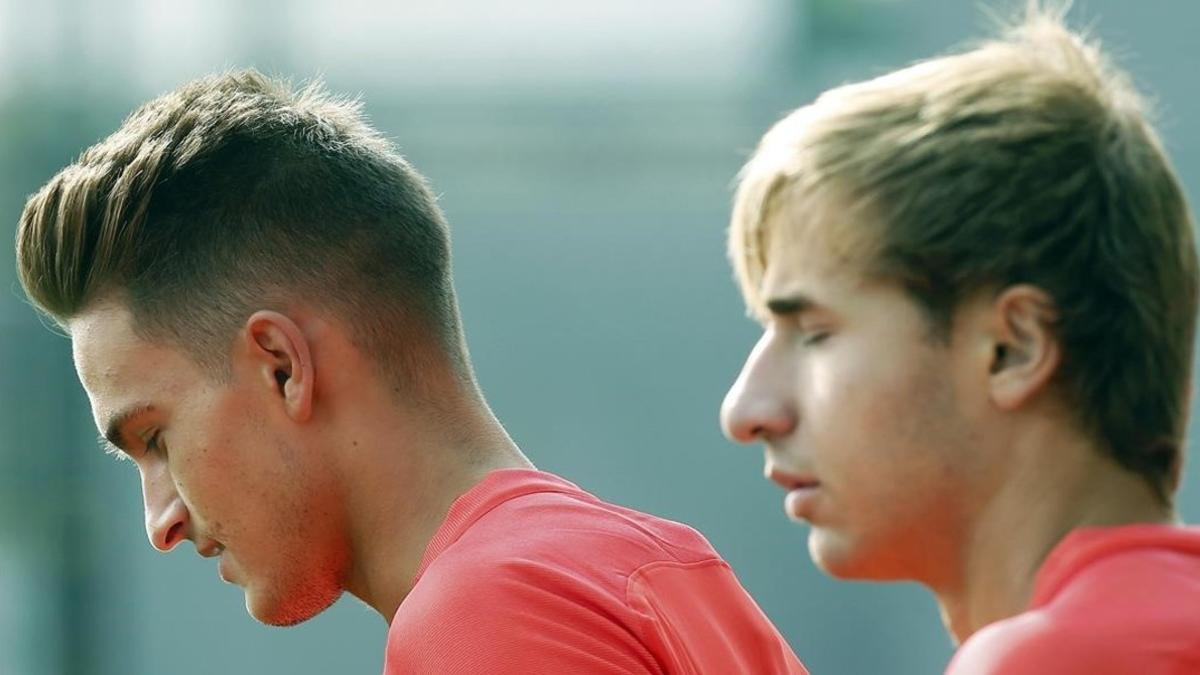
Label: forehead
xmin=753 ymin=193 xmax=879 ymax=306
xmin=69 ymin=301 xmax=194 ymax=429
xmin=71 ymin=301 xmax=142 ymax=390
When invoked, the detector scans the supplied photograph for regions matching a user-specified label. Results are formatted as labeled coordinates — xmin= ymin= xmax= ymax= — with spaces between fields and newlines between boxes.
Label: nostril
xmin=721 ymin=402 xmax=754 ymax=444
xmin=732 ymin=410 xmax=795 ymax=443
xmin=164 ymin=521 xmax=184 ymax=548
xmin=725 ymin=421 xmax=755 ymax=444
xmin=741 ymin=423 xmax=772 ymax=444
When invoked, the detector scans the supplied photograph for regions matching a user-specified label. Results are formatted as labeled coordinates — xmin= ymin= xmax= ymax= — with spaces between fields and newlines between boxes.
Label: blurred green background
xmin=1 ymin=1 xmax=1197 ymax=673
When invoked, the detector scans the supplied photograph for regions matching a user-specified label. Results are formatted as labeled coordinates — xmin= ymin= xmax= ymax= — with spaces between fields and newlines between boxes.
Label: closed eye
xmin=802 ymin=330 xmax=831 ymax=346
xmin=145 ymin=431 xmax=165 ymax=456
xmin=97 ymin=435 xmax=132 ymax=462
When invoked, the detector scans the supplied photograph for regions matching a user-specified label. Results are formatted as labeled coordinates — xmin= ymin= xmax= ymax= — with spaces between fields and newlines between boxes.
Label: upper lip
xmin=766 ymin=465 xmax=819 ymax=491
xmin=196 ymin=540 xmax=225 ymax=558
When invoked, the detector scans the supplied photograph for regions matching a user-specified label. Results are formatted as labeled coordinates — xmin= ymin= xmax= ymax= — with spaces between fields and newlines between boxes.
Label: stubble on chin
xmin=245 ymin=552 xmax=350 ymax=627
xmin=249 ymin=576 xmax=345 ymax=627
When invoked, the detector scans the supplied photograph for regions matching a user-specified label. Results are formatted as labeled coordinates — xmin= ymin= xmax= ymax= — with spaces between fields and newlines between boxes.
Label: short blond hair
xmin=730 ymin=6 xmax=1199 ymax=498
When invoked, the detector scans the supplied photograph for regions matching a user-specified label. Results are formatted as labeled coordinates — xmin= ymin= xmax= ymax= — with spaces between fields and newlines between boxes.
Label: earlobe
xmin=243 ymin=310 xmax=315 ymax=423
xmin=987 ymin=285 xmax=1060 ymax=411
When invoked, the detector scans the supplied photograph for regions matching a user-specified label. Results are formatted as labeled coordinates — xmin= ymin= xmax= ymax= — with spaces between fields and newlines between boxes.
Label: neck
xmin=337 ymin=390 xmax=531 ymax=621
xmin=932 ymin=428 xmax=1174 ymax=644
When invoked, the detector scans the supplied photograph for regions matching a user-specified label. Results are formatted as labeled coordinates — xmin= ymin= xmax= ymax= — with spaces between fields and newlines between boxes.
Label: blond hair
xmin=730 ymin=7 xmax=1199 ymax=497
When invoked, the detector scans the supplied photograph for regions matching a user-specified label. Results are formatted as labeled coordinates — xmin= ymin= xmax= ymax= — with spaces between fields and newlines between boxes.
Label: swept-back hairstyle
xmin=730 ymin=6 xmax=1199 ymax=498
xmin=18 ymin=69 xmax=468 ymax=390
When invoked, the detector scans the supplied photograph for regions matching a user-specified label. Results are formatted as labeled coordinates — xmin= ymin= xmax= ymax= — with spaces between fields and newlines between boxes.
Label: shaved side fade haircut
xmin=17 ymin=69 xmax=470 ymax=393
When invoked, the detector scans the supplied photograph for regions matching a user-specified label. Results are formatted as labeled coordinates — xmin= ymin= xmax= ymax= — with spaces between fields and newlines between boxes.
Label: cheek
xmin=805 ymin=348 xmax=949 ymax=476
xmin=169 ymin=440 xmax=228 ymax=523
xmin=805 ymin=349 xmax=907 ymax=433
xmin=171 ymin=404 xmax=254 ymax=511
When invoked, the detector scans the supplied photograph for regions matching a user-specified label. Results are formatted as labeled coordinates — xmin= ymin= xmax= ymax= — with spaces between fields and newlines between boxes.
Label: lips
xmin=767 ymin=466 xmax=821 ymax=521
xmin=218 ymin=554 xmax=235 ymax=584
xmin=196 ymin=541 xmax=225 ymax=558
xmin=767 ymin=467 xmax=819 ymax=492
xmin=195 ymin=540 xmax=235 ymax=583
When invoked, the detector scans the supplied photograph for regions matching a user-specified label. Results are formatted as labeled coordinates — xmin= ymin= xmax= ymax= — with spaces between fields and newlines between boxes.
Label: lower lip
xmin=785 ymin=486 xmax=821 ymax=521
xmin=218 ymin=555 xmax=235 ymax=584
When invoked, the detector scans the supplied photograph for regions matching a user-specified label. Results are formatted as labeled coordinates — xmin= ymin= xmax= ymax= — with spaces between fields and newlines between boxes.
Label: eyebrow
xmin=764 ymin=294 xmax=818 ymax=317
xmin=102 ymin=404 xmax=156 ymax=454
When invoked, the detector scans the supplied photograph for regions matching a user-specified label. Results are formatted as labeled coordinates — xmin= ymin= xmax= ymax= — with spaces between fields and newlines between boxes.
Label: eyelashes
xmin=145 ymin=431 xmax=166 ymax=456
xmin=801 ymin=331 xmax=831 ymax=346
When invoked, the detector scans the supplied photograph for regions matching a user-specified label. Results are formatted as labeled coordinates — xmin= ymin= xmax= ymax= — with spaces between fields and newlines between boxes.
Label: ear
xmin=987 ymin=285 xmax=1060 ymax=411
xmin=242 ymin=310 xmax=314 ymax=423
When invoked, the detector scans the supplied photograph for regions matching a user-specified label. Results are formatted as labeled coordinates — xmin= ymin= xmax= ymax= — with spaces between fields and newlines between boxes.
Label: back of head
xmin=17 ymin=69 xmax=467 ymax=392
xmin=731 ymin=4 xmax=1199 ymax=499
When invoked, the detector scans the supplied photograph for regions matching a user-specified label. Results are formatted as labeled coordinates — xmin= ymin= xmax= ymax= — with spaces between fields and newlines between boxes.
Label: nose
xmin=720 ymin=331 xmax=797 ymax=443
xmin=141 ymin=460 xmax=190 ymax=552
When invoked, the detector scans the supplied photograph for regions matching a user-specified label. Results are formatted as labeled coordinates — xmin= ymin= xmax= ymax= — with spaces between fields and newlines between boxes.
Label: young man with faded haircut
xmin=720 ymin=5 xmax=1200 ymax=673
xmin=16 ymin=70 xmax=808 ymax=674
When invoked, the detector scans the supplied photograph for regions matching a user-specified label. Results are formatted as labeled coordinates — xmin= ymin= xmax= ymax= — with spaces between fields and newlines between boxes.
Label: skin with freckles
xmin=10 ymin=70 xmax=807 ymax=672
xmin=70 ymin=296 xmax=526 ymax=627
xmin=72 ymin=299 xmax=352 ymax=625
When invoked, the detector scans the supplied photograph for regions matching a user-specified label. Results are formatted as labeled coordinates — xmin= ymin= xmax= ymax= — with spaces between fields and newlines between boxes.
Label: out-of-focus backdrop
xmin=1 ymin=1 xmax=1197 ymax=673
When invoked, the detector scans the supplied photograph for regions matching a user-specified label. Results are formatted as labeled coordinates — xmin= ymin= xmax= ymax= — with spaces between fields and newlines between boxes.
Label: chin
xmin=809 ymin=527 xmax=913 ymax=581
xmin=245 ymin=581 xmax=344 ymax=627
xmin=809 ymin=527 xmax=872 ymax=580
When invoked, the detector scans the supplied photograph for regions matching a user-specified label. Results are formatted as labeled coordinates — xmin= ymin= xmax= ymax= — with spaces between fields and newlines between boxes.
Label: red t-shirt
xmin=947 ymin=524 xmax=1200 ymax=674
xmin=383 ymin=469 xmax=808 ymax=674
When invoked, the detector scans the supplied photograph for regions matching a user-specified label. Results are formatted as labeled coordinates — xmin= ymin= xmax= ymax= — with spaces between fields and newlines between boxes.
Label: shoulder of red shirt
xmin=946 ymin=524 xmax=1200 ymax=675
